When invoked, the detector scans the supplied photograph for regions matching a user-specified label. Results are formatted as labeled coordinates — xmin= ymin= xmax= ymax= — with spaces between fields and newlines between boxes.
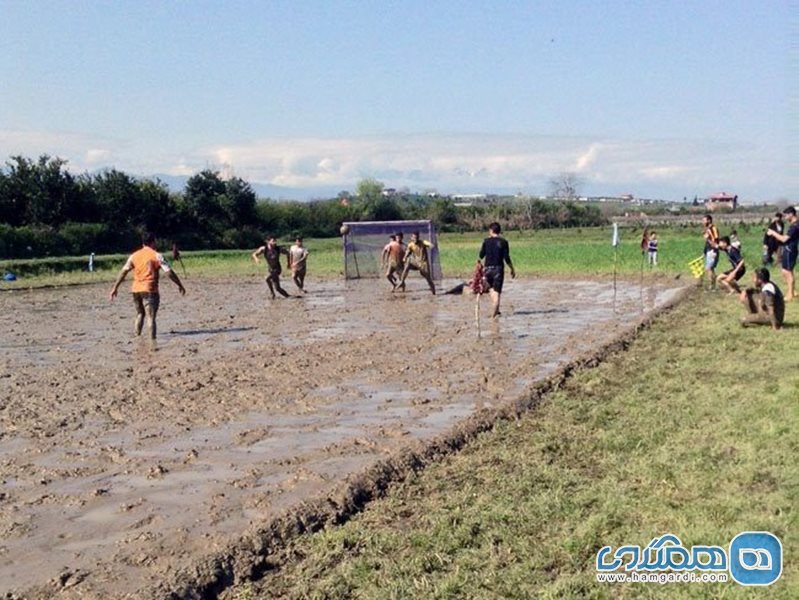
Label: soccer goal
xmin=342 ymin=220 xmax=443 ymax=281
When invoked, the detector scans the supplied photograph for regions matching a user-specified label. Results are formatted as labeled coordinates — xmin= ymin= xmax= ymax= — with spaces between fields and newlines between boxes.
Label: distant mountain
xmin=148 ymin=174 xmax=342 ymax=201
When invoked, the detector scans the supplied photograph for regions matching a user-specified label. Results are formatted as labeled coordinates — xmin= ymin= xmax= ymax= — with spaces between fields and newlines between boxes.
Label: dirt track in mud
xmin=0 ymin=275 xmax=686 ymax=598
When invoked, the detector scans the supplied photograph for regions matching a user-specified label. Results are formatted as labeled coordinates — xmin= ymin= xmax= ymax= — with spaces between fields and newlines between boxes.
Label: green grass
xmin=231 ymin=293 xmax=799 ymax=599
xmin=0 ymin=224 xmax=766 ymax=289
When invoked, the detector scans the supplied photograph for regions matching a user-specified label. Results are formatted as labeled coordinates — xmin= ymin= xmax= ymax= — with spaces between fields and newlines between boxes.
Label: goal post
xmin=342 ymin=220 xmax=443 ymax=281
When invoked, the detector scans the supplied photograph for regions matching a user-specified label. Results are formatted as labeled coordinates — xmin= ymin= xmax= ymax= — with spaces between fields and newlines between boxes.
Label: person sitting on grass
xmin=740 ymin=267 xmax=784 ymax=330
xmin=717 ymin=236 xmax=746 ymax=294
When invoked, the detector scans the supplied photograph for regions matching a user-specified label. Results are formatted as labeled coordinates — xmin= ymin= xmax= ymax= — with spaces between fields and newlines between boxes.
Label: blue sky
xmin=1 ymin=0 xmax=795 ymax=201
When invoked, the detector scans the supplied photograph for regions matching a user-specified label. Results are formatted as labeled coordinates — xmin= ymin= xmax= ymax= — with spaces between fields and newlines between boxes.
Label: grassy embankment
xmin=0 ymin=224 xmax=768 ymax=289
xmin=231 ymin=292 xmax=798 ymax=599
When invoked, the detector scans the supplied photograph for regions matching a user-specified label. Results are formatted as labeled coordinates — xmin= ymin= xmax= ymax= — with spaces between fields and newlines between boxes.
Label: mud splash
xmin=0 ymin=276 xmax=687 ymax=598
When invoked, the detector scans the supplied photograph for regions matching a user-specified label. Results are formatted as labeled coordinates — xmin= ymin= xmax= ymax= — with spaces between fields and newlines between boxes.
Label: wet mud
xmin=0 ymin=276 xmax=687 ymax=598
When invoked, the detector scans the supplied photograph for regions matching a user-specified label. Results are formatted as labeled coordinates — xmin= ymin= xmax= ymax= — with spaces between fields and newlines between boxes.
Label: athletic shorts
xmin=484 ymin=266 xmax=505 ymax=293
xmin=704 ymin=250 xmax=719 ymax=270
xmin=781 ymin=247 xmax=797 ymax=271
xmin=724 ymin=266 xmax=746 ymax=281
xmin=132 ymin=292 xmax=160 ymax=314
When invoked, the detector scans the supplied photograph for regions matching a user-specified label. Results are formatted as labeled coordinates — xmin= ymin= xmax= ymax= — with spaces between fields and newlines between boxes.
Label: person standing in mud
xmin=399 ymin=231 xmax=436 ymax=294
xmin=479 ymin=222 xmax=515 ymax=318
xmin=109 ymin=232 xmax=186 ymax=342
xmin=252 ymin=236 xmax=290 ymax=299
xmin=382 ymin=234 xmax=405 ymax=291
xmin=288 ymin=236 xmax=309 ymax=293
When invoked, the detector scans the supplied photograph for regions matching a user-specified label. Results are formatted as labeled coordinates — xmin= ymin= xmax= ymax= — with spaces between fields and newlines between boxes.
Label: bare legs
xmin=267 ymin=271 xmax=290 ymax=299
xmin=781 ymin=268 xmax=795 ymax=301
xmin=292 ymin=268 xmax=306 ymax=293
xmin=133 ymin=293 xmax=159 ymax=340
xmin=489 ymin=289 xmax=501 ymax=318
xmin=399 ymin=263 xmax=435 ymax=294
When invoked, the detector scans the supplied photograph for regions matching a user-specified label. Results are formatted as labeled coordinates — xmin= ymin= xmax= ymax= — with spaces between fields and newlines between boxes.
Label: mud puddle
xmin=0 ymin=276 xmax=685 ymax=597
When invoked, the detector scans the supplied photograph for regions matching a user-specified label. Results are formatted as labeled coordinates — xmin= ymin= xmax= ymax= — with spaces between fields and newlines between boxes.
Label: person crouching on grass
xmin=717 ymin=236 xmax=746 ymax=294
xmin=740 ymin=267 xmax=784 ymax=330
xmin=479 ymin=222 xmax=515 ymax=318
xmin=109 ymin=232 xmax=186 ymax=343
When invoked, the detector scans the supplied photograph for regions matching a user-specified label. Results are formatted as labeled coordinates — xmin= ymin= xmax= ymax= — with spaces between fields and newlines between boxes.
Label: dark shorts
xmin=724 ymin=266 xmax=746 ymax=281
xmin=781 ymin=247 xmax=797 ymax=271
xmin=132 ymin=292 xmax=160 ymax=314
xmin=484 ymin=266 xmax=505 ymax=293
xmin=268 ymin=267 xmax=282 ymax=279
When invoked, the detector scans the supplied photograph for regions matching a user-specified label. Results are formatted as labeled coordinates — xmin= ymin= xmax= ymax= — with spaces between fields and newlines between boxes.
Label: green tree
xmin=356 ymin=177 xmax=384 ymax=204
xmin=184 ymin=170 xmax=228 ymax=234
xmin=220 ymin=176 xmax=257 ymax=225
xmin=3 ymin=155 xmax=81 ymax=226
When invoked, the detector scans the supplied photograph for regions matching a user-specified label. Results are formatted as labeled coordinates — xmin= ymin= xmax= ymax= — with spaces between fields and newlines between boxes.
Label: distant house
xmin=705 ymin=192 xmax=738 ymax=212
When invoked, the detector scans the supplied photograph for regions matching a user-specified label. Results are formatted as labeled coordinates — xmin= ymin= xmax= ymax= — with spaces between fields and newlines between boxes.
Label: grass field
xmin=231 ymin=292 xmax=799 ymax=599
xmin=0 ymin=223 xmax=769 ymax=289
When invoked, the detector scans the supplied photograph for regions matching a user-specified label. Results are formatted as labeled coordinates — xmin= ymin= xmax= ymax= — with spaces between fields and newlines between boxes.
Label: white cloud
xmin=1 ymin=129 xmax=794 ymax=200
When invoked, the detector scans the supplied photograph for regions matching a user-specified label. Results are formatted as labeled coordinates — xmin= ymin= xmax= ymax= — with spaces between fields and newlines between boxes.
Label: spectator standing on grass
xmin=702 ymin=214 xmax=720 ymax=290
xmin=762 ymin=212 xmax=784 ymax=266
xmin=765 ymin=206 xmax=799 ymax=301
xmin=479 ymin=222 xmax=516 ymax=318
xmin=740 ymin=267 xmax=784 ymax=330
xmin=109 ymin=232 xmax=186 ymax=343
xmin=288 ymin=237 xmax=309 ymax=293
xmin=730 ymin=229 xmax=742 ymax=251
xmin=647 ymin=231 xmax=658 ymax=267
xmin=252 ymin=236 xmax=290 ymax=299
xmin=717 ymin=236 xmax=746 ymax=294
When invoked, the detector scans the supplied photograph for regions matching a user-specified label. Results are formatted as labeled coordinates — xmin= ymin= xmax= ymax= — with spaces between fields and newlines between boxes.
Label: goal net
xmin=342 ymin=220 xmax=443 ymax=281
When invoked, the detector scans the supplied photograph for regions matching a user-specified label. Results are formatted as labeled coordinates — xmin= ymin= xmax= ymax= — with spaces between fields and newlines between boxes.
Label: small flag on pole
xmin=612 ymin=223 xmax=620 ymax=247
xmin=688 ymin=256 xmax=704 ymax=279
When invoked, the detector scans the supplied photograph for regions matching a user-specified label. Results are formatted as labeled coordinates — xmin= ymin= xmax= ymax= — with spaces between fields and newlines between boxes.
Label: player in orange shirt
xmin=109 ymin=232 xmax=186 ymax=341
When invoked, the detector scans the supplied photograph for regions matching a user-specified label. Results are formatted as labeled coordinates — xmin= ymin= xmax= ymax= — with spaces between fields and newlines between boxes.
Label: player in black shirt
xmin=478 ymin=222 xmax=515 ymax=318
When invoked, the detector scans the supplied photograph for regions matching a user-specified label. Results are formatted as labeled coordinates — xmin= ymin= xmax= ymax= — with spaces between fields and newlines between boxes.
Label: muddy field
xmin=0 ymin=275 xmax=685 ymax=598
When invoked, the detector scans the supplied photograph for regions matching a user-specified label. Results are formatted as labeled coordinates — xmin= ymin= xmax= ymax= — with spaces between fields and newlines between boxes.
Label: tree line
xmin=0 ymin=156 xmax=606 ymax=259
